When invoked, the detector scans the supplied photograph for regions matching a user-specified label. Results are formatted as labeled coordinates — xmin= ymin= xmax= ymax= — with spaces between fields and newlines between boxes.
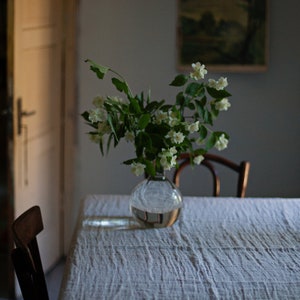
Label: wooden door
xmin=13 ymin=0 xmax=63 ymax=271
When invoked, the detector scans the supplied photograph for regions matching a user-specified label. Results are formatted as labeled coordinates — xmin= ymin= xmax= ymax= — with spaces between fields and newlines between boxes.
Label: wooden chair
xmin=11 ymin=206 xmax=49 ymax=300
xmin=173 ymin=153 xmax=250 ymax=198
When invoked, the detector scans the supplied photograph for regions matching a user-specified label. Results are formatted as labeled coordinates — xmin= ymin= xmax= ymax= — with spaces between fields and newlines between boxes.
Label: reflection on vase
xmin=129 ymin=172 xmax=182 ymax=228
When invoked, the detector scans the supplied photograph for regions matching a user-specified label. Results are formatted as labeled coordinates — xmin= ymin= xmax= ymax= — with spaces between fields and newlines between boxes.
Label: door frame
xmin=60 ymin=0 xmax=78 ymax=254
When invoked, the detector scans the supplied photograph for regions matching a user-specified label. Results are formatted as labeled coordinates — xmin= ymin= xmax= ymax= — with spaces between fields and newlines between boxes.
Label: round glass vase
xmin=129 ymin=172 xmax=183 ymax=228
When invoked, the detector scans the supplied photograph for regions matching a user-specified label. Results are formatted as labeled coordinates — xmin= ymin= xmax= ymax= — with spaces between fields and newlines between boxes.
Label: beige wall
xmin=75 ymin=0 xmax=300 ymax=218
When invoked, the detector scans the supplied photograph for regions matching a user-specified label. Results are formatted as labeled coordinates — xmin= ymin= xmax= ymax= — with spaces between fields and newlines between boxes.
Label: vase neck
xmin=150 ymin=169 xmax=165 ymax=180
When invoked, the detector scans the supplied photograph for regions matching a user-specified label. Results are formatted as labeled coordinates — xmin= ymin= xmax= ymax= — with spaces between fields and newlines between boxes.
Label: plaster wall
xmin=76 ymin=0 xmax=300 ymax=216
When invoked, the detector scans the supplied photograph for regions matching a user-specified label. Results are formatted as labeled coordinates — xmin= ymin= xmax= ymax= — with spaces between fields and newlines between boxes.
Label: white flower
xmin=167 ymin=110 xmax=180 ymax=127
xmin=216 ymin=77 xmax=228 ymax=90
xmin=186 ymin=121 xmax=199 ymax=133
xmin=208 ymin=77 xmax=228 ymax=91
xmin=169 ymin=147 xmax=177 ymax=155
xmin=160 ymin=154 xmax=177 ymax=170
xmin=131 ymin=162 xmax=146 ymax=176
xmin=166 ymin=130 xmax=185 ymax=144
xmin=88 ymin=108 xmax=105 ymax=123
xmin=98 ymin=122 xmax=111 ymax=134
xmin=159 ymin=148 xmax=178 ymax=170
xmin=89 ymin=133 xmax=101 ymax=143
xmin=110 ymin=96 xmax=125 ymax=103
xmin=215 ymin=98 xmax=231 ymax=111
xmin=190 ymin=62 xmax=207 ymax=80
xmin=167 ymin=117 xmax=179 ymax=127
xmin=155 ymin=110 xmax=168 ymax=124
xmin=92 ymin=96 xmax=105 ymax=107
xmin=193 ymin=155 xmax=204 ymax=165
xmin=159 ymin=147 xmax=177 ymax=157
xmin=125 ymin=131 xmax=135 ymax=142
xmin=208 ymin=79 xmax=217 ymax=89
xmin=168 ymin=110 xmax=178 ymax=119
xmin=160 ymin=156 xmax=171 ymax=170
xmin=170 ymin=155 xmax=177 ymax=166
xmin=215 ymin=134 xmax=229 ymax=151
xmin=173 ymin=132 xmax=185 ymax=144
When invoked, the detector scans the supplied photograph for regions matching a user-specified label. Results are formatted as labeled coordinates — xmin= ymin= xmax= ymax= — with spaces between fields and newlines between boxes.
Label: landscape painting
xmin=177 ymin=0 xmax=268 ymax=72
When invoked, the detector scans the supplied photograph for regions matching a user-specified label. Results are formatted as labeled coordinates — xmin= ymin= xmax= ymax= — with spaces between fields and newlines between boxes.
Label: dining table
xmin=59 ymin=194 xmax=300 ymax=299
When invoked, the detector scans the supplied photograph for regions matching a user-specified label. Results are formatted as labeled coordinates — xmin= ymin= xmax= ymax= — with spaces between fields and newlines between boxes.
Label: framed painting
xmin=177 ymin=0 xmax=269 ymax=72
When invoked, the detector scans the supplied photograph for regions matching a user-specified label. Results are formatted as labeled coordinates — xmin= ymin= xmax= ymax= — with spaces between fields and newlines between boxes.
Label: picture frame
xmin=177 ymin=0 xmax=269 ymax=72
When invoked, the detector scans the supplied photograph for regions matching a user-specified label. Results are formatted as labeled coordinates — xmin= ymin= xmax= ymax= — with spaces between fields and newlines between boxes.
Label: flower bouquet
xmin=82 ymin=60 xmax=231 ymax=177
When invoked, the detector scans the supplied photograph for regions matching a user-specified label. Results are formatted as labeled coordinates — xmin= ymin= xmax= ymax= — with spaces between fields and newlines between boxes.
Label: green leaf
xmin=129 ymin=98 xmax=141 ymax=114
xmin=107 ymin=114 xmax=119 ymax=142
xmin=146 ymin=123 xmax=170 ymax=139
xmin=135 ymin=132 xmax=151 ymax=157
xmin=160 ymin=104 xmax=173 ymax=111
xmin=105 ymin=101 xmax=123 ymax=115
xmin=198 ymin=96 xmax=207 ymax=106
xmin=206 ymin=133 xmax=218 ymax=150
xmin=210 ymin=103 xmax=219 ymax=118
xmin=106 ymin=133 xmax=114 ymax=153
xmin=99 ymin=137 xmax=104 ymax=155
xmin=194 ymin=148 xmax=206 ymax=156
xmin=111 ymin=77 xmax=129 ymax=95
xmin=123 ymin=158 xmax=136 ymax=165
xmin=170 ymin=74 xmax=188 ymax=87
xmin=145 ymin=100 xmax=165 ymax=112
xmin=176 ymin=92 xmax=185 ymax=106
xmin=195 ymin=99 xmax=206 ymax=119
xmin=206 ymin=86 xmax=231 ymax=99
xmin=85 ymin=59 xmax=109 ymax=79
xmin=144 ymin=160 xmax=156 ymax=177
xmin=81 ymin=111 xmax=90 ymax=122
xmin=188 ymin=102 xmax=195 ymax=110
xmin=147 ymin=134 xmax=167 ymax=155
xmin=198 ymin=125 xmax=207 ymax=139
xmin=137 ymin=92 xmax=146 ymax=110
xmin=138 ymin=114 xmax=151 ymax=129
xmin=204 ymin=110 xmax=213 ymax=125
xmin=185 ymin=82 xmax=204 ymax=97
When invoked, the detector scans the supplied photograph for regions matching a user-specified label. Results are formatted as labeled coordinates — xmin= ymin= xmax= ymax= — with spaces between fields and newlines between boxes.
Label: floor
xmin=13 ymin=258 xmax=65 ymax=300
xmin=0 ymin=258 xmax=66 ymax=300
xmin=46 ymin=258 xmax=66 ymax=300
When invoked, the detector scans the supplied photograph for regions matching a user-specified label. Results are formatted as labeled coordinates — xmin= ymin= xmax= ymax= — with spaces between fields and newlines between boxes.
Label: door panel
xmin=13 ymin=0 xmax=63 ymax=271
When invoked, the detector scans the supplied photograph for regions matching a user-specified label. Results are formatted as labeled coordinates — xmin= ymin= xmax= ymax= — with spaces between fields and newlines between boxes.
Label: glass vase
xmin=129 ymin=172 xmax=183 ymax=228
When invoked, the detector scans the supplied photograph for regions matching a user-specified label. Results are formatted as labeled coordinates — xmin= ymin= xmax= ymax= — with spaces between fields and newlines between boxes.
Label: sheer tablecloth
xmin=59 ymin=195 xmax=300 ymax=299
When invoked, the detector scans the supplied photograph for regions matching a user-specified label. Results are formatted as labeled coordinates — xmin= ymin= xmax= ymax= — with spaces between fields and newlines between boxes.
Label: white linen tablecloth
xmin=59 ymin=195 xmax=300 ymax=300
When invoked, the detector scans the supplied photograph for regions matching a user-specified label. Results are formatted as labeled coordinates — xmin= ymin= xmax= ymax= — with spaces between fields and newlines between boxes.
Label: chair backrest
xmin=173 ymin=153 xmax=250 ymax=197
xmin=11 ymin=206 xmax=49 ymax=300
